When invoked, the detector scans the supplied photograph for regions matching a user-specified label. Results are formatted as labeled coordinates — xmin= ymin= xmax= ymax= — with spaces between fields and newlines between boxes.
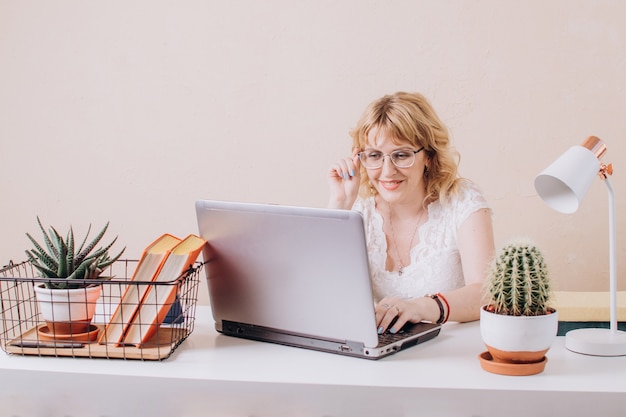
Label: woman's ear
xmin=423 ymin=154 xmax=432 ymax=176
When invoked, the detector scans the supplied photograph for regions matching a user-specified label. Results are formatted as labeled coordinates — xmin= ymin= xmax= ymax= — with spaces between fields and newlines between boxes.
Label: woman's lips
xmin=378 ymin=179 xmax=403 ymax=191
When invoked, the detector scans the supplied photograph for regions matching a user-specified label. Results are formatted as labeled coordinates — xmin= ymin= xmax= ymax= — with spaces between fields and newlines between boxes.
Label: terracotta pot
xmin=480 ymin=305 xmax=558 ymax=369
xmin=33 ymin=283 xmax=102 ymax=335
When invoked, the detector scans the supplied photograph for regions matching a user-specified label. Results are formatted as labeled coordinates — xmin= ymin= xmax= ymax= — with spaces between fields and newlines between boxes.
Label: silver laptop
xmin=195 ymin=199 xmax=441 ymax=359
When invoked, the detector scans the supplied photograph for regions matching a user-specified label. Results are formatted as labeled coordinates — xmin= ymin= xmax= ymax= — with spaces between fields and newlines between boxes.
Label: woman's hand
xmin=327 ymin=149 xmax=361 ymax=209
xmin=375 ymin=296 xmax=440 ymax=334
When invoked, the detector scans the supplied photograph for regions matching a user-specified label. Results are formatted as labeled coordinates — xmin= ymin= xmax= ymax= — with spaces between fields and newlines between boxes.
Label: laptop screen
xmin=195 ymin=200 xmax=380 ymax=347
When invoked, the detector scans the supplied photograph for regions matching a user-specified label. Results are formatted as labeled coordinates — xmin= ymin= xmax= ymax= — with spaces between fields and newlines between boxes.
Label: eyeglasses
xmin=358 ymin=147 xmax=425 ymax=169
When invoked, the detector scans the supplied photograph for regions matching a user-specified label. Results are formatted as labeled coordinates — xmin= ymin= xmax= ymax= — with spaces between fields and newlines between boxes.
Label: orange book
xmin=98 ymin=234 xmax=182 ymax=345
xmin=121 ymin=234 xmax=206 ymax=347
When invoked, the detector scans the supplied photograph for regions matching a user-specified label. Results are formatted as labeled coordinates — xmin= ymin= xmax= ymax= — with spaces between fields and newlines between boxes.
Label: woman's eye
xmin=368 ymin=152 xmax=382 ymax=160
xmin=393 ymin=152 xmax=411 ymax=160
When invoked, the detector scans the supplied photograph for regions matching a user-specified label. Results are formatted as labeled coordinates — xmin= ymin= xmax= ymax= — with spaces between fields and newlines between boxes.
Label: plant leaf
xmin=49 ymin=226 xmax=69 ymax=278
xmin=67 ymin=227 xmax=75 ymax=273
xmin=75 ymin=222 xmax=108 ymax=265
xmin=74 ymin=223 xmax=91 ymax=261
xmin=99 ymin=247 xmax=125 ymax=270
xmin=25 ymin=251 xmax=58 ymax=278
xmin=25 ymin=233 xmax=58 ymax=272
xmin=66 ymin=259 xmax=91 ymax=281
xmin=36 ymin=216 xmax=58 ymax=259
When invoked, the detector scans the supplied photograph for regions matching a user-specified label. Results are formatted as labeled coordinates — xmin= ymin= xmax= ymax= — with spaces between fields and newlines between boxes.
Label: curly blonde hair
xmin=350 ymin=92 xmax=464 ymax=204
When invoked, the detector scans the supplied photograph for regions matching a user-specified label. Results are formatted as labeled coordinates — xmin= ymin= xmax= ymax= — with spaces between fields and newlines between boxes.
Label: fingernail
xmin=377 ymin=326 xmax=383 ymax=334
xmin=349 ymin=169 xmax=355 ymax=177
xmin=390 ymin=327 xmax=397 ymax=334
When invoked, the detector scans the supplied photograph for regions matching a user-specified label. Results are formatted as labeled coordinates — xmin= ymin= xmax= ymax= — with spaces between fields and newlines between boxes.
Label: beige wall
xmin=2 ymin=0 xmax=625 ymax=299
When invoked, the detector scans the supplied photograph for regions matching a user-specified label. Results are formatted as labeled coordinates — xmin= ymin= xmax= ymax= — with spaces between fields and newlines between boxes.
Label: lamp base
xmin=565 ymin=328 xmax=626 ymax=356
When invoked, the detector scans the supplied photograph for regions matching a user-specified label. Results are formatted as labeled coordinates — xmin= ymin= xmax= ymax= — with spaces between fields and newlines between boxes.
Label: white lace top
xmin=352 ymin=181 xmax=490 ymax=302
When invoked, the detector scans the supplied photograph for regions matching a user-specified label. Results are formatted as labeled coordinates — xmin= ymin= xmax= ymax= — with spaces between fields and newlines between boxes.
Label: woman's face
xmin=364 ymin=127 xmax=428 ymax=205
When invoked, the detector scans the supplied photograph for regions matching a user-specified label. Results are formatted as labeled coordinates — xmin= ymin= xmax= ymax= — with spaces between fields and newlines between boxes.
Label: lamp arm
xmin=605 ymin=177 xmax=618 ymax=333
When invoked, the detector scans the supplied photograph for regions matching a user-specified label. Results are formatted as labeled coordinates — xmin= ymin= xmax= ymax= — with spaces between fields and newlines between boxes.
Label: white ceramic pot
xmin=480 ymin=305 xmax=558 ymax=363
xmin=34 ymin=283 xmax=102 ymax=334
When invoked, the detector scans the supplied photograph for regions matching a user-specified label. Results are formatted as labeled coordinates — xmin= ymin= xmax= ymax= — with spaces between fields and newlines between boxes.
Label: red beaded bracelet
xmin=437 ymin=292 xmax=451 ymax=324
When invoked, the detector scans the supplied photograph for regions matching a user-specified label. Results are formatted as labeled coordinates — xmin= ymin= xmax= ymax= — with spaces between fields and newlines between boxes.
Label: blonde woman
xmin=328 ymin=92 xmax=494 ymax=333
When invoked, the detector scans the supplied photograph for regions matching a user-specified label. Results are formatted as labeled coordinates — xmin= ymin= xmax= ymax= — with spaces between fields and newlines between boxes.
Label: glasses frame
xmin=358 ymin=147 xmax=425 ymax=169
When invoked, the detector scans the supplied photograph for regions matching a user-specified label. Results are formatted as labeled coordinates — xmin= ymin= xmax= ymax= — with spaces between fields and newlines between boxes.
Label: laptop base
xmin=219 ymin=320 xmax=441 ymax=360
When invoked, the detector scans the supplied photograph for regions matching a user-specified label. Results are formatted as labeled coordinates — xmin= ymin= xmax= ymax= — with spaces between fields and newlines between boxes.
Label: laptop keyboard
xmin=377 ymin=322 xmax=424 ymax=345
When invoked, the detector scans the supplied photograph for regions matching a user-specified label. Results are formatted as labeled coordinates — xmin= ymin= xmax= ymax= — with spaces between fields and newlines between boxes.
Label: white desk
xmin=1 ymin=306 xmax=625 ymax=417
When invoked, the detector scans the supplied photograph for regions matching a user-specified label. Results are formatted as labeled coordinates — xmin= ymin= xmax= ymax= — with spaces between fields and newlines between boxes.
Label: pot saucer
xmin=37 ymin=324 xmax=99 ymax=342
xmin=478 ymin=351 xmax=547 ymax=376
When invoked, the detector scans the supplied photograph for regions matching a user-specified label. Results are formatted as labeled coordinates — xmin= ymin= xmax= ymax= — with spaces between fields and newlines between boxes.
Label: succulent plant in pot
xmin=26 ymin=217 xmax=125 ymax=337
xmin=479 ymin=238 xmax=558 ymax=376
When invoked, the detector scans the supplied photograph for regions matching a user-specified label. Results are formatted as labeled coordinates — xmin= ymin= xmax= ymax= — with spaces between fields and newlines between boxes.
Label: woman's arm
xmin=375 ymin=207 xmax=495 ymax=332
xmin=448 ymin=207 xmax=495 ymax=322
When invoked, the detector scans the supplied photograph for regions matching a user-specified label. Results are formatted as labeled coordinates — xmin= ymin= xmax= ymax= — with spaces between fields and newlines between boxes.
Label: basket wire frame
xmin=0 ymin=259 xmax=201 ymax=360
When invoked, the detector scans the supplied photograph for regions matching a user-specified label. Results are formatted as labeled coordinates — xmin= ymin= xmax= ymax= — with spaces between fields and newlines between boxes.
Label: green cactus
xmin=486 ymin=239 xmax=552 ymax=316
xmin=25 ymin=217 xmax=125 ymax=289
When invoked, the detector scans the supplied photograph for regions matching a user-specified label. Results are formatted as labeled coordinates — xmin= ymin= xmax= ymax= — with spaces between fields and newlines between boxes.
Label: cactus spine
xmin=486 ymin=239 xmax=552 ymax=316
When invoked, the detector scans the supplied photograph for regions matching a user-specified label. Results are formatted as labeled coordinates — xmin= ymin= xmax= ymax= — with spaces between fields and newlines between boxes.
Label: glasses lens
xmin=359 ymin=151 xmax=383 ymax=168
xmin=390 ymin=150 xmax=416 ymax=168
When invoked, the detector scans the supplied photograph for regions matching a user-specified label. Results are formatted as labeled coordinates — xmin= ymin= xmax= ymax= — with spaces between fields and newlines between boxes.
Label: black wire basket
xmin=0 ymin=259 xmax=201 ymax=360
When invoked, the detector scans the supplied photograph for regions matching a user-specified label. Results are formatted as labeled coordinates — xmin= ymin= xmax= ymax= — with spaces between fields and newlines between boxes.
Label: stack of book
xmin=553 ymin=291 xmax=626 ymax=336
xmin=98 ymin=234 xmax=206 ymax=347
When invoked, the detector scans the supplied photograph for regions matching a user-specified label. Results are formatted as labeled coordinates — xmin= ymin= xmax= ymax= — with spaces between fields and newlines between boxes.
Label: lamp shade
xmin=534 ymin=145 xmax=601 ymax=214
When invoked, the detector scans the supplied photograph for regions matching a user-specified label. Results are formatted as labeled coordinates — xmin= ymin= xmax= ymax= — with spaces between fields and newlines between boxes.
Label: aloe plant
xmin=486 ymin=239 xmax=552 ymax=316
xmin=25 ymin=217 xmax=125 ymax=289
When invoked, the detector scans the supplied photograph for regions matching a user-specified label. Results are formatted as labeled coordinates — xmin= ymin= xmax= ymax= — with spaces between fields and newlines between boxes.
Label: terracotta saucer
xmin=478 ymin=351 xmax=548 ymax=376
xmin=37 ymin=324 xmax=100 ymax=342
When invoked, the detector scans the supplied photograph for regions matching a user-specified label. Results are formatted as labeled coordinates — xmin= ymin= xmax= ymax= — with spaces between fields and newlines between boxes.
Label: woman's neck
xmin=375 ymin=193 xmax=428 ymax=219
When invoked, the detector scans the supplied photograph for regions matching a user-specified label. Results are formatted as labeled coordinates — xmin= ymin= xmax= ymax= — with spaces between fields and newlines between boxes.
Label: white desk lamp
xmin=535 ymin=136 xmax=626 ymax=356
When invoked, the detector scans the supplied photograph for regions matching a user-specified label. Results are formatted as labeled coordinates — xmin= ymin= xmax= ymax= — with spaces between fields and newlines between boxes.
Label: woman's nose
xmin=380 ymin=155 xmax=397 ymax=174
